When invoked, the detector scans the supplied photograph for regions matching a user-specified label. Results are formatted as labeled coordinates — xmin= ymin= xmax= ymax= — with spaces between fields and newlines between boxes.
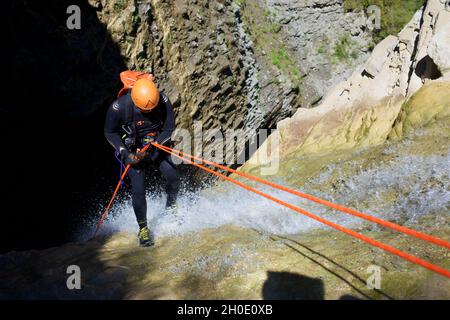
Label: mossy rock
xmin=390 ymin=81 xmax=450 ymax=139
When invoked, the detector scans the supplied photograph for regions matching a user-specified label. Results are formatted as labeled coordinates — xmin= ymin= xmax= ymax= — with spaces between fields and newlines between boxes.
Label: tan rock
xmin=407 ymin=0 xmax=447 ymax=97
xmin=428 ymin=11 xmax=450 ymax=77
xmin=1 ymin=224 xmax=449 ymax=299
xmin=390 ymin=80 xmax=450 ymax=138
xmin=363 ymin=35 xmax=398 ymax=78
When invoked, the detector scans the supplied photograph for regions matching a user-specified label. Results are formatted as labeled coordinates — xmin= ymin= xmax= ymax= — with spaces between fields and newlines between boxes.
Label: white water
xmin=84 ymin=149 xmax=449 ymax=241
xmin=96 ymin=183 xmax=346 ymax=238
xmin=308 ymin=152 xmax=450 ymax=226
xmin=72 ymin=114 xmax=448 ymax=243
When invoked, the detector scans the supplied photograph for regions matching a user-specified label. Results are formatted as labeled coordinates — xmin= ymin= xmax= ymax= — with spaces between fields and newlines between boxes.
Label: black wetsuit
xmin=104 ymin=91 xmax=179 ymax=228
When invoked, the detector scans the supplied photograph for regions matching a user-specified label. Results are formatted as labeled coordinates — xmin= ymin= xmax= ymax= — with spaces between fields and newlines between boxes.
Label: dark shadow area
xmin=0 ymin=0 xmax=126 ymax=252
xmin=415 ymin=55 xmax=442 ymax=81
xmin=339 ymin=294 xmax=362 ymax=300
xmin=0 ymin=0 xmax=208 ymax=254
xmin=0 ymin=234 xmax=159 ymax=299
xmin=262 ymin=271 xmax=324 ymax=300
xmin=252 ymin=229 xmax=395 ymax=300
xmin=277 ymin=235 xmax=395 ymax=300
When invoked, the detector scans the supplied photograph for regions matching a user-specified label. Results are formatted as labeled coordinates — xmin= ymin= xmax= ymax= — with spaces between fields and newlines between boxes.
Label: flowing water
xmin=83 ymin=123 xmax=450 ymax=240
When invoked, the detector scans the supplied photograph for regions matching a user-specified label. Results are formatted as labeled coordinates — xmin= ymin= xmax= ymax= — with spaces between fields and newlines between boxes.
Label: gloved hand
xmin=124 ymin=150 xmax=148 ymax=166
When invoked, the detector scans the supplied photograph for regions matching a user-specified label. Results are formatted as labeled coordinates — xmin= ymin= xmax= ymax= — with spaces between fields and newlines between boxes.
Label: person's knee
xmin=161 ymin=161 xmax=178 ymax=181
xmin=129 ymin=169 xmax=145 ymax=193
xmin=168 ymin=178 xmax=180 ymax=194
xmin=164 ymin=172 xmax=179 ymax=193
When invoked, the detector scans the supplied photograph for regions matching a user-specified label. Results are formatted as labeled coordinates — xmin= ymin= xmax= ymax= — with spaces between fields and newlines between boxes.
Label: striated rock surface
xmin=5 ymin=0 xmax=423 ymax=144
xmin=90 ymin=0 xmax=385 ymax=138
xmin=91 ymin=0 xmax=303 ymax=138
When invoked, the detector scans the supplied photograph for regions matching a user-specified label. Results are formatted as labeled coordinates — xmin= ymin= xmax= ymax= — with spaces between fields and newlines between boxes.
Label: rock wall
xmin=91 ymin=0 xmax=381 ymax=140
xmin=4 ymin=0 xmax=386 ymax=145
xmin=263 ymin=0 xmax=374 ymax=105
xmin=4 ymin=0 xmax=422 ymax=145
xmin=243 ymin=0 xmax=450 ymax=171
xmin=92 ymin=0 xmax=302 ymax=139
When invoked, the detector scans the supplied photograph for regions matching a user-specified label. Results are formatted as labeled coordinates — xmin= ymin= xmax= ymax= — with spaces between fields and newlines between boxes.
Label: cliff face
xmin=262 ymin=0 xmax=374 ymax=104
xmin=243 ymin=0 xmax=450 ymax=172
xmin=4 ymin=0 xmax=412 ymax=141
xmin=4 ymin=0 xmax=423 ymax=138
xmin=91 ymin=0 xmax=381 ymax=135
xmin=91 ymin=0 xmax=298 ymax=137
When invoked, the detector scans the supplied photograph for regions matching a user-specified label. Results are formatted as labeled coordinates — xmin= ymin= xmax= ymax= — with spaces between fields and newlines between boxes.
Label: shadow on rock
xmin=339 ymin=295 xmax=362 ymax=300
xmin=0 ymin=234 xmax=159 ymax=299
xmin=262 ymin=271 xmax=324 ymax=300
xmin=251 ymin=229 xmax=395 ymax=300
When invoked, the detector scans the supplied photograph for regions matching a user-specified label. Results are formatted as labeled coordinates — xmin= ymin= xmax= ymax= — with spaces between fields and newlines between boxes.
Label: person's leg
xmin=159 ymin=157 xmax=180 ymax=208
xmin=128 ymin=166 xmax=154 ymax=246
xmin=128 ymin=166 xmax=147 ymax=229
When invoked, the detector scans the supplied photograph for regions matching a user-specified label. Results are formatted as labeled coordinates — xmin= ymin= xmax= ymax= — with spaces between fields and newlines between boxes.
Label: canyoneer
xmin=104 ymin=71 xmax=180 ymax=247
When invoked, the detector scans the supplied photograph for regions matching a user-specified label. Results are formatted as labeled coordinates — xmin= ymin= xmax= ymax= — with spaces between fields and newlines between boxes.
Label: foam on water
xmin=97 ymin=183 xmax=346 ymax=238
xmin=87 ymin=151 xmax=449 ymax=240
xmin=308 ymin=153 xmax=450 ymax=224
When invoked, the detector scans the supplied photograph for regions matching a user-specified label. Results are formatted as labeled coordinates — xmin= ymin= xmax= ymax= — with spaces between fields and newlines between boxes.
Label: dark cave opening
xmin=0 ymin=0 xmax=127 ymax=252
xmin=415 ymin=55 xmax=442 ymax=81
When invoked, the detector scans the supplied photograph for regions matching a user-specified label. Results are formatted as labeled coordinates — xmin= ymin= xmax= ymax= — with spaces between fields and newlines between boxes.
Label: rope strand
xmin=151 ymin=143 xmax=450 ymax=279
xmin=156 ymin=143 xmax=450 ymax=250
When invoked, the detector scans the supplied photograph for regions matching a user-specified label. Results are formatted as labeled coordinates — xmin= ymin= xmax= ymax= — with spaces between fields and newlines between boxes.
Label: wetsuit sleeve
xmin=155 ymin=93 xmax=175 ymax=145
xmin=104 ymin=101 xmax=128 ymax=157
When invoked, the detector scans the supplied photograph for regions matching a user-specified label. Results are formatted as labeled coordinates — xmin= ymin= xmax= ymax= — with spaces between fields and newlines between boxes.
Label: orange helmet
xmin=131 ymin=78 xmax=160 ymax=112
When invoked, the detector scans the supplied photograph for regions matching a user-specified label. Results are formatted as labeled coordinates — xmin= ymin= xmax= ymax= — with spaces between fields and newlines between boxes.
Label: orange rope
xmin=95 ymin=144 xmax=151 ymax=236
xmin=155 ymin=143 xmax=450 ymax=250
xmin=153 ymin=143 xmax=450 ymax=279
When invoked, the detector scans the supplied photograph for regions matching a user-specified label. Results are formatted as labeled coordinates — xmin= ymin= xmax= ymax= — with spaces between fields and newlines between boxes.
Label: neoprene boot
xmin=138 ymin=226 xmax=154 ymax=247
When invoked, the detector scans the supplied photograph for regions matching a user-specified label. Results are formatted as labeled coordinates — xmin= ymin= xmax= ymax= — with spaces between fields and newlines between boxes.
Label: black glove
xmin=123 ymin=150 xmax=148 ymax=166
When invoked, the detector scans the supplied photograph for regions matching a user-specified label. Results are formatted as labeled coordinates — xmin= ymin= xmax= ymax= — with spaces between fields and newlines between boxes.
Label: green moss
xmin=241 ymin=1 xmax=303 ymax=83
xmin=233 ymin=0 xmax=246 ymax=6
xmin=331 ymin=34 xmax=358 ymax=64
xmin=270 ymin=47 xmax=287 ymax=68
xmin=343 ymin=0 xmax=425 ymax=43
xmin=269 ymin=22 xmax=282 ymax=33
xmin=124 ymin=35 xmax=134 ymax=44
xmin=132 ymin=13 xmax=141 ymax=25
xmin=114 ymin=0 xmax=126 ymax=11
xmin=317 ymin=43 xmax=327 ymax=54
